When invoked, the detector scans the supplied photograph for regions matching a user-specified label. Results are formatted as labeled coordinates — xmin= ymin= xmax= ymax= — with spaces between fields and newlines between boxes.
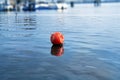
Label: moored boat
xmin=35 ymin=2 xmax=57 ymax=10
xmin=35 ymin=1 xmax=68 ymax=10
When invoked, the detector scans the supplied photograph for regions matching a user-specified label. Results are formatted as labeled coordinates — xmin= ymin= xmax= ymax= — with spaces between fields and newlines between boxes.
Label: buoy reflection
xmin=51 ymin=44 xmax=64 ymax=56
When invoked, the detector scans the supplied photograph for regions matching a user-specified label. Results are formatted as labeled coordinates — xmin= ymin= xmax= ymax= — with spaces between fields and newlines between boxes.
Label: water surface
xmin=0 ymin=3 xmax=120 ymax=80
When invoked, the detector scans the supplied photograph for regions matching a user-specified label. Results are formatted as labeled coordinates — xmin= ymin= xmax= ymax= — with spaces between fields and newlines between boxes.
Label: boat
xmin=22 ymin=1 xmax=68 ymax=11
xmin=35 ymin=1 xmax=68 ymax=10
xmin=22 ymin=2 xmax=36 ymax=11
xmin=35 ymin=1 xmax=57 ymax=10
xmin=0 ymin=3 xmax=14 ymax=11
xmin=4 ymin=4 xmax=14 ymax=11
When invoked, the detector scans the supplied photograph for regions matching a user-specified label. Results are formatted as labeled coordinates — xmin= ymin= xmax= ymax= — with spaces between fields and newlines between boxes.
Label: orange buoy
xmin=50 ymin=32 xmax=64 ymax=45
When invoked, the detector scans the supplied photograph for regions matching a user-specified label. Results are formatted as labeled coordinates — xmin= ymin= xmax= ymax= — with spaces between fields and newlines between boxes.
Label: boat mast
xmin=15 ymin=0 xmax=17 ymax=15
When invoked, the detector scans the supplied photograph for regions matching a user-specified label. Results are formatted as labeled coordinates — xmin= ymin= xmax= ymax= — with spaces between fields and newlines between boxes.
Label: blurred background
xmin=0 ymin=0 xmax=120 ymax=11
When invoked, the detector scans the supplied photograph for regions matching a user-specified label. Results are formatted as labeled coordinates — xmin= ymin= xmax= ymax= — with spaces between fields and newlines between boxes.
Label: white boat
xmin=35 ymin=2 xmax=57 ymax=10
xmin=35 ymin=1 xmax=68 ymax=10
xmin=5 ymin=5 xmax=13 ymax=10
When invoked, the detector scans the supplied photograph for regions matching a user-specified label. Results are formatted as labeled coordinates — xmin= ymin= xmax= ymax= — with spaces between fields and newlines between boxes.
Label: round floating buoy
xmin=50 ymin=32 xmax=64 ymax=45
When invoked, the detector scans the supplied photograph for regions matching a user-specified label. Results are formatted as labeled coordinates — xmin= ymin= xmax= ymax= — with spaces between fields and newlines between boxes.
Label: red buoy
xmin=50 ymin=32 xmax=64 ymax=45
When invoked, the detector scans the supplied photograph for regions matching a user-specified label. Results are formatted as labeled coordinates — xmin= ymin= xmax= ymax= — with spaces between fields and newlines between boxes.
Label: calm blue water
xmin=0 ymin=3 xmax=120 ymax=80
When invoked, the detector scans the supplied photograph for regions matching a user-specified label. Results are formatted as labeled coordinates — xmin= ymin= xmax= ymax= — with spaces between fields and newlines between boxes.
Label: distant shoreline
xmin=66 ymin=1 xmax=120 ymax=4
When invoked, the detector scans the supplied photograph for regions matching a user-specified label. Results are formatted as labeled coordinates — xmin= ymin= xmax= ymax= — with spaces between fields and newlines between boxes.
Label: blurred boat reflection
xmin=51 ymin=44 xmax=64 ymax=56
